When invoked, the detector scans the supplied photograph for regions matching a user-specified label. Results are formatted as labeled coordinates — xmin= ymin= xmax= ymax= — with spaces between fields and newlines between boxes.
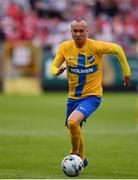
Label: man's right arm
xmin=51 ymin=46 xmax=65 ymax=76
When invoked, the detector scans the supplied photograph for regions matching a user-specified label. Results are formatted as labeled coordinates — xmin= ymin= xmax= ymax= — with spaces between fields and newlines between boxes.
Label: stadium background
xmin=0 ymin=0 xmax=138 ymax=93
xmin=0 ymin=0 xmax=138 ymax=179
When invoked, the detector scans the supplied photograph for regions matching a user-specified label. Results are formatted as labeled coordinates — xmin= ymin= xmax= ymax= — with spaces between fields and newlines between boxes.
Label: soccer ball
xmin=61 ymin=155 xmax=84 ymax=177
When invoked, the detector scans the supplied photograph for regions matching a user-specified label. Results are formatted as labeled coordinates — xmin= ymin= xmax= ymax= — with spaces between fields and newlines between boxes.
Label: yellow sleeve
xmin=51 ymin=45 xmax=65 ymax=76
xmin=94 ymin=41 xmax=131 ymax=77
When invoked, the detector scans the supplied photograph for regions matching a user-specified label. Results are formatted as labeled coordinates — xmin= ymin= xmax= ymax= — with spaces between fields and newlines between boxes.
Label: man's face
xmin=71 ymin=22 xmax=88 ymax=45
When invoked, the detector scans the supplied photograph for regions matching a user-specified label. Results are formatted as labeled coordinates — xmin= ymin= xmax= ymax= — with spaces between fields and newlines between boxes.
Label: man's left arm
xmin=112 ymin=44 xmax=131 ymax=88
xmin=95 ymin=41 xmax=131 ymax=88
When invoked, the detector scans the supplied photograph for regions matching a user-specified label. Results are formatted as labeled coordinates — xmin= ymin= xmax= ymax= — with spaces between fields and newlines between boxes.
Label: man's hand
xmin=56 ymin=66 xmax=66 ymax=76
xmin=124 ymin=76 xmax=131 ymax=88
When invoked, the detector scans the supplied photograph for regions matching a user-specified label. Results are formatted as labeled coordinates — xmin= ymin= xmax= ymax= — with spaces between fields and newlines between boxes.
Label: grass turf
xmin=0 ymin=92 xmax=138 ymax=179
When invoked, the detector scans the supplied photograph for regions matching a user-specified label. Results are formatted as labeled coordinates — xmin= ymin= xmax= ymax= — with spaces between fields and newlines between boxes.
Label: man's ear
xmin=86 ymin=29 xmax=88 ymax=36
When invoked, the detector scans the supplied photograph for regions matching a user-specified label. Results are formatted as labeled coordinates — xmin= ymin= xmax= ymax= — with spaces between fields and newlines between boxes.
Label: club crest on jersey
xmin=87 ymin=56 xmax=95 ymax=63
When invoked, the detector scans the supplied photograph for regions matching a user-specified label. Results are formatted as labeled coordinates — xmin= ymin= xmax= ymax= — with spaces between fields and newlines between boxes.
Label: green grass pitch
xmin=0 ymin=92 xmax=138 ymax=179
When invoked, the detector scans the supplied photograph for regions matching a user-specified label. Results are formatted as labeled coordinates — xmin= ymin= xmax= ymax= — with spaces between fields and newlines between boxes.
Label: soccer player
xmin=51 ymin=19 xmax=131 ymax=167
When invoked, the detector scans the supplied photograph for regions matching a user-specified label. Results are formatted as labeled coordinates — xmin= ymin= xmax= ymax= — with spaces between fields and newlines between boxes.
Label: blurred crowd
xmin=0 ymin=0 xmax=138 ymax=55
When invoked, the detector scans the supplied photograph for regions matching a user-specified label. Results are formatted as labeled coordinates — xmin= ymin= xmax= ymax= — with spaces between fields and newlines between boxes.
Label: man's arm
xmin=51 ymin=46 xmax=66 ymax=76
xmin=112 ymin=44 xmax=131 ymax=88
xmin=94 ymin=41 xmax=131 ymax=87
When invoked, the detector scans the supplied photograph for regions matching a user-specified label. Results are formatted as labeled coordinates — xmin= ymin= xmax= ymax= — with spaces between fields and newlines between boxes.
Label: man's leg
xmin=68 ymin=110 xmax=85 ymax=159
xmin=79 ymin=133 xmax=85 ymax=160
xmin=68 ymin=120 xmax=81 ymax=155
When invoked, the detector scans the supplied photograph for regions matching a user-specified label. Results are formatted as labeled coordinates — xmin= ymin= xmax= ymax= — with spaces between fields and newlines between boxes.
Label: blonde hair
xmin=71 ymin=18 xmax=88 ymax=28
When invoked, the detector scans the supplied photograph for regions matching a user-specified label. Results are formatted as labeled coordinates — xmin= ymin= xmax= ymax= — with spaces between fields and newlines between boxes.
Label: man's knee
xmin=68 ymin=120 xmax=80 ymax=129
